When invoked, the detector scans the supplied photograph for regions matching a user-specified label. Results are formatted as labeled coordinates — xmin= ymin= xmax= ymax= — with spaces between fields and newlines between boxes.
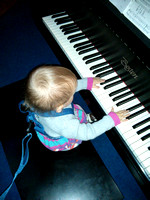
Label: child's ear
xmin=56 ymin=105 xmax=64 ymax=113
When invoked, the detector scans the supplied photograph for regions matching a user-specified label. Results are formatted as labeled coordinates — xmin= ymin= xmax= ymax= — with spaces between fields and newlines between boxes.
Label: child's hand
xmin=111 ymin=107 xmax=130 ymax=123
xmin=92 ymin=77 xmax=105 ymax=89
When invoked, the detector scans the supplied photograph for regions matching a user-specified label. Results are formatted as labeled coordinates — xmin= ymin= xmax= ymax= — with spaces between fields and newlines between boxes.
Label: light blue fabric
xmin=36 ymin=79 xmax=115 ymax=140
xmin=0 ymin=133 xmax=32 ymax=200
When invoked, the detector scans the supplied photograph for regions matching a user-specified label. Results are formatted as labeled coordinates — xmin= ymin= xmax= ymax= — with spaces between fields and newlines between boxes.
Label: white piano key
xmin=140 ymin=158 xmax=150 ymax=176
xmin=140 ymin=160 xmax=150 ymax=172
xmin=126 ymin=132 xmax=140 ymax=144
xmin=97 ymin=82 xmax=126 ymax=98
xmin=101 ymin=72 xmax=119 ymax=81
xmin=53 ymin=13 xmax=69 ymax=18
xmin=127 ymin=129 xmax=149 ymax=145
xmin=118 ymin=107 xmax=147 ymax=133
xmin=142 ymin=158 xmax=150 ymax=168
xmin=121 ymin=122 xmax=150 ymax=148
xmin=99 ymin=94 xmax=135 ymax=113
xmin=139 ymin=130 xmax=150 ymax=141
xmin=138 ymin=150 xmax=150 ymax=161
xmin=129 ymin=137 xmax=150 ymax=150
xmin=113 ymin=97 xmax=140 ymax=111
xmin=122 ymin=129 xmax=136 ymax=139
xmin=54 ymin=20 xmax=75 ymax=26
xmin=145 ymin=166 xmax=150 ymax=176
xmin=134 ymin=143 xmax=150 ymax=160
xmin=134 ymin=121 xmax=150 ymax=133
xmin=95 ymin=88 xmax=131 ymax=106
xmin=135 ymin=143 xmax=150 ymax=155
xmin=86 ymin=57 xmax=107 ymax=67
xmin=128 ymin=110 xmax=149 ymax=125
xmin=123 ymin=121 xmax=149 ymax=139
xmin=91 ymin=63 xmax=110 ymax=72
xmin=97 ymin=72 xmax=120 ymax=85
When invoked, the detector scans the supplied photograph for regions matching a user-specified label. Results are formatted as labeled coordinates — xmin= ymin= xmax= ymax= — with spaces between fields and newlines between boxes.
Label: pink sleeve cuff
xmin=108 ymin=112 xmax=120 ymax=126
xmin=87 ymin=77 xmax=93 ymax=91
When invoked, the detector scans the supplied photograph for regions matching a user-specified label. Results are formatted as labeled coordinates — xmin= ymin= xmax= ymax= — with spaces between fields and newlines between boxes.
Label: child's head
xmin=25 ymin=65 xmax=77 ymax=113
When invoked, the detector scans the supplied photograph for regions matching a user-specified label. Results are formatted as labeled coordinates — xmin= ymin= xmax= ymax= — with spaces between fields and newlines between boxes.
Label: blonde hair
xmin=25 ymin=65 xmax=77 ymax=112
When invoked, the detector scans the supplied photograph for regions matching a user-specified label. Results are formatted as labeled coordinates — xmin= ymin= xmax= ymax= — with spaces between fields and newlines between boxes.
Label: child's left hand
xmin=92 ymin=77 xmax=105 ymax=89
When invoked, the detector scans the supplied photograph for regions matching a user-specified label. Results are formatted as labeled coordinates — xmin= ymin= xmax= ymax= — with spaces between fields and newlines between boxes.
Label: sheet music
xmin=109 ymin=0 xmax=150 ymax=39
xmin=109 ymin=0 xmax=131 ymax=13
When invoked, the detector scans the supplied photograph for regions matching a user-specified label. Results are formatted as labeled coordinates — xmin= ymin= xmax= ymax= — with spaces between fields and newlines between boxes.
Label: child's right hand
xmin=111 ymin=107 xmax=130 ymax=123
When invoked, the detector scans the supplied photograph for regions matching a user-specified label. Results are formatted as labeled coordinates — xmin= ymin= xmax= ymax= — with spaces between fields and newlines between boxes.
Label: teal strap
xmin=0 ymin=133 xmax=32 ymax=200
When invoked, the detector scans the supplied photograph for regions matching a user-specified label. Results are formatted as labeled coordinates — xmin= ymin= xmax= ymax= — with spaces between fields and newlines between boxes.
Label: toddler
xmin=24 ymin=64 xmax=129 ymax=151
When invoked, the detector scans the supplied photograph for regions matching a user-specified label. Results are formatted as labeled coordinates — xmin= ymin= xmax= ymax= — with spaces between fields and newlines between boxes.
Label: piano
xmin=32 ymin=0 xmax=150 ymax=198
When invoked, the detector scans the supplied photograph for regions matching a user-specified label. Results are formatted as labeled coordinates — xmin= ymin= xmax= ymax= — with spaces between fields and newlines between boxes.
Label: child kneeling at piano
xmin=23 ymin=64 xmax=130 ymax=151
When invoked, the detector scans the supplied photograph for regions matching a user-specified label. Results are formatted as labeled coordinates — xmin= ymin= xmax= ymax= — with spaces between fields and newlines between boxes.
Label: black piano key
xmin=90 ymin=62 xmax=108 ymax=70
xmin=55 ymin=16 xmax=72 ymax=25
xmin=96 ymin=64 xmax=121 ymax=76
xmin=142 ymin=99 xmax=150 ymax=106
xmin=76 ymin=43 xmax=93 ymax=51
xmin=100 ymin=76 xmax=119 ymax=85
xmin=109 ymin=87 xmax=128 ymax=97
xmin=90 ymin=60 xmax=120 ymax=71
xmin=133 ymin=117 xmax=150 ymax=129
xmin=76 ymin=36 xmax=102 ymax=50
xmin=83 ymin=52 xmax=100 ymax=60
xmin=64 ymin=27 xmax=80 ymax=35
xmin=140 ymin=97 xmax=150 ymax=108
xmin=139 ymin=96 xmax=150 ymax=108
xmin=118 ymin=72 xmax=129 ymax=80
xmin=74 ymin=41 xmax=91 ymax=48
xmin=79 ymin=47 xmax=98 ymax=55
xmin=79 ymin=42 xmax=105 ymax=55
xmin=137 ymin=125 xmax=150 ymax=135
xmin=93 ymin=65 xmax=110 ymax=74
xmin=144 ymin=104 xmax=150 ymax=110
xmin=91 ymin=39 xmax=106 ymax=48
xmin=108 ymin=58 xmax=121 ymax=64
xmin=104 ymin=80 xmax=122 ymax=90
xmin=90 ymin=59 xmax=120 ymax=70
xmin=85 ymin=51 xmax=114 ymax=64
xmin=135 ymin=90 xmax=149 ymax=100
xmin=145 ymin=105 xmax=150 ymax=110
xmin=61 ymin=24 xmax=76 ymax=31
xmin=141 ymin=133 xmax=150 ymax=141
xmin=127 ymin=103 xmax=143 ymax=112
xmin=84 ymin=47 xmax=113 ymax=61
xmin=146 ymin=106 xmax=150 ymax=113
xmin=130 ymin=85 xmax=150 ymax=100
xmin=99 ymin=51 xmax=115 ymax=61
xmin=85 ymin=56 xmax=103 ymax=64
xmin=68 ymin=33 xmax=84 ymax=40
xmin=52 ymin=12 xmax=66 ymax=18
xmin=144 ymin=102 xmax=150 ymax=113
xmin=112 ymin=91 xmax=133 ymax=101
xmin=111 ymin=64 xmax=123 ymax=72
xmin=127 ymin=108 xmax=146 ymax=119
xmin=127 ymin=82 xmax=139 ymax=91
xmin=95 ymin=69 xmax=114 ymax=78
xmin=116 ymin=96 xmax=136 ymax=107
xmin=70 ymin=36 xmax=87 ymax=43
xmin=60 ymin=23 xmax=75 ymax=30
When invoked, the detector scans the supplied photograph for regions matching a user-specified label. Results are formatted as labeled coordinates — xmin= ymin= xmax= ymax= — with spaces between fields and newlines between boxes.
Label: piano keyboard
xmin=42 ymin=11 xmax=150 ymax=180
